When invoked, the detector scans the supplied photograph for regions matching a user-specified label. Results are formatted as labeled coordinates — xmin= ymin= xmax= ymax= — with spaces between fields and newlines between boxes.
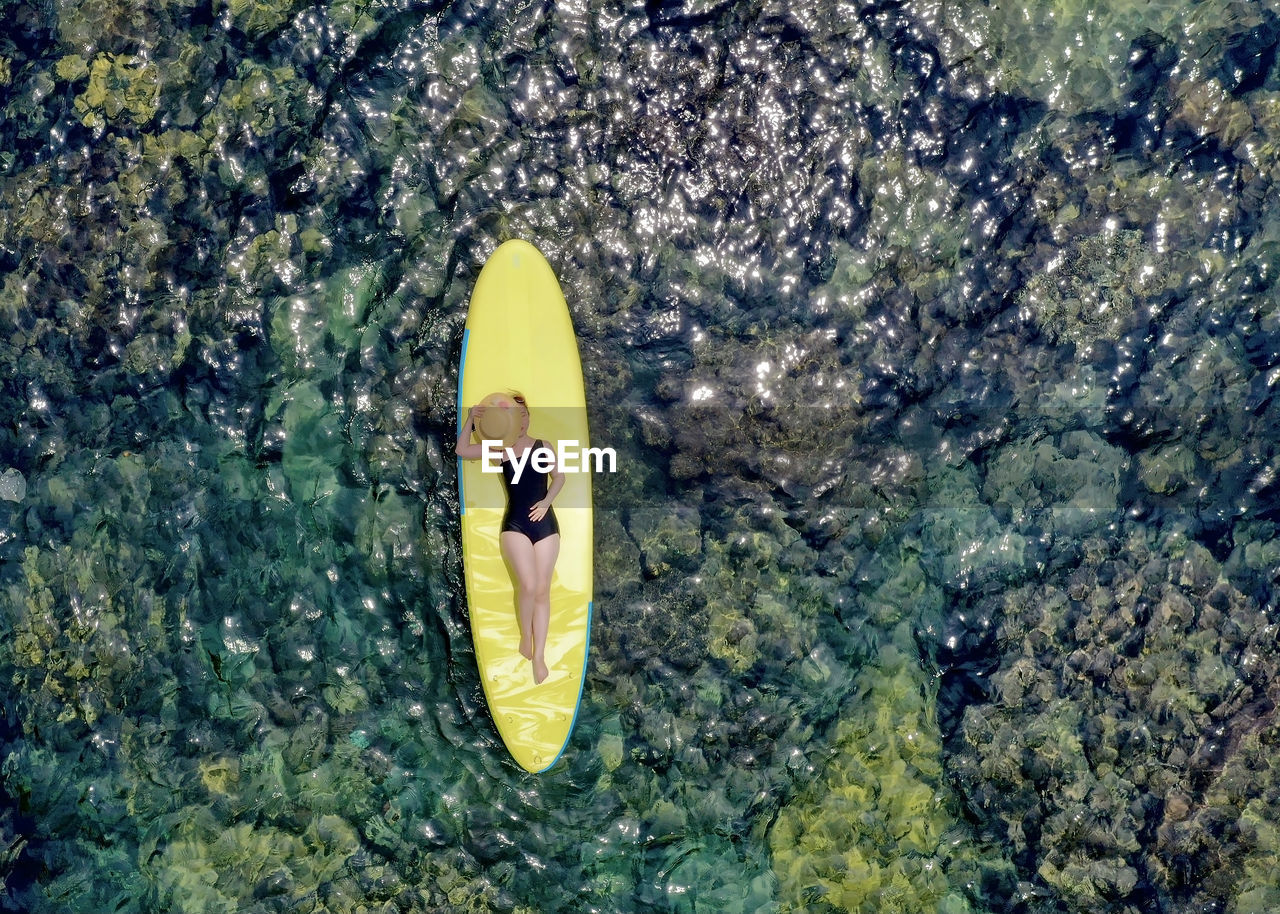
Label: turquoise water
xmin=2 ymin=0 xmax=1280 ymax=911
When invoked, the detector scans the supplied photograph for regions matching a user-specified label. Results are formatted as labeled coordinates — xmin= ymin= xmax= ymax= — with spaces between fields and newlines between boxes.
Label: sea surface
xmin=2 ymin=0 xmax=1280 ymax=911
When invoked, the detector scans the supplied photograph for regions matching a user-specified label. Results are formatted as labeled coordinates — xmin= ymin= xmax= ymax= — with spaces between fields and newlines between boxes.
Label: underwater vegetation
xmin=1 ymin=0 xmax=1279 ymax=911
xmin=953 ymin=531 xmax=1280 ymax=914
xmin=770 ymin=636 xmax=1007 ymax=914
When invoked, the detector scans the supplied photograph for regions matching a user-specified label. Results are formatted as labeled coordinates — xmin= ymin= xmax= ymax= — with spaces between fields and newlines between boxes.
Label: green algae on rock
xmin=72 ymin=53 xmax=160 ymax=129
xmin=951 ymin=531 xmax=1280 ymax=913
xmin=771 ymin=636 xmax=1004 ymax=914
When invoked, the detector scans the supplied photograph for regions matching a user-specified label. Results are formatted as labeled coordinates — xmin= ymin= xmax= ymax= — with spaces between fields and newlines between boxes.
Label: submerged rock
xmin=947 ymin=530 xmax=1280 ymax=913
xmin=0 ymin=468 xmax=25 ymax=502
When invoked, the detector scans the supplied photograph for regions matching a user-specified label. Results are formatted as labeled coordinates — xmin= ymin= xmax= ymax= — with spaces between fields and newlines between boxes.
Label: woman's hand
xmin=528 ymin=498 xmax=552 ymax=522
xmin=455 ymin=404 xmax=488 ymax=460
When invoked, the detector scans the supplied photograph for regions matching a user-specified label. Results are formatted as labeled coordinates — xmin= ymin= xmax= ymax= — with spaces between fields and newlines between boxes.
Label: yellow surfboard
xmin=457 ymin=239 xmax=593 ymax=773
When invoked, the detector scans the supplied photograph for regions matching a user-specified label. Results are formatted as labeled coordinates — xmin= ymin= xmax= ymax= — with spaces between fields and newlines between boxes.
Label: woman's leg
xmin=529 ymin=534 xmax=560 ymax=684
xmin=500 ymin=532 xmax=538 ymax=662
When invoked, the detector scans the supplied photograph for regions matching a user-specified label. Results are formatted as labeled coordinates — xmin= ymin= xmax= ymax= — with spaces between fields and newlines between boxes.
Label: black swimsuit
xmin=500 ymin=439 xmax=560 ymax=544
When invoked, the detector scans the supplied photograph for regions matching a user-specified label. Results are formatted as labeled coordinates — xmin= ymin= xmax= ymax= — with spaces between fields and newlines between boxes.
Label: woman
xmin=456 ymin=391 xmax=564 ymax=684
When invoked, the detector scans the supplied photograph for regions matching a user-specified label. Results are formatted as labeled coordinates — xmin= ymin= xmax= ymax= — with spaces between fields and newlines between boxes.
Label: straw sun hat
xmin=476 ymin=392 xmax=527 ymax=448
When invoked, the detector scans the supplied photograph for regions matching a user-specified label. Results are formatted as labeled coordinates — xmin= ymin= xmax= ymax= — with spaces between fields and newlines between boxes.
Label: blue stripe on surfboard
xmin=457 ymin=328 xmax=469 ymax=516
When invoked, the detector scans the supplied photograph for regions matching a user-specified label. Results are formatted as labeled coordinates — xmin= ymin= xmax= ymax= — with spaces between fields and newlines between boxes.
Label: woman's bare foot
xmin=533 ymin=658 xmax=549 ymax=684
xmin=519 ymin=634 xmax=534 ymax=661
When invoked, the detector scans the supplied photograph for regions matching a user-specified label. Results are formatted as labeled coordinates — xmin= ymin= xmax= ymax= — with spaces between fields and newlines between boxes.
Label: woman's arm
xmin=528 ymin=443 xmax=565 ymax=521
xmin=456 ymin=406 xmax=486 ymax=459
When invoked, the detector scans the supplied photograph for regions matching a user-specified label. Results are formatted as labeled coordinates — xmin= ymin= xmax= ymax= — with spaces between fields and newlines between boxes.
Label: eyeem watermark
xmin=480 ymin=440 xmax=617 ymax=483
